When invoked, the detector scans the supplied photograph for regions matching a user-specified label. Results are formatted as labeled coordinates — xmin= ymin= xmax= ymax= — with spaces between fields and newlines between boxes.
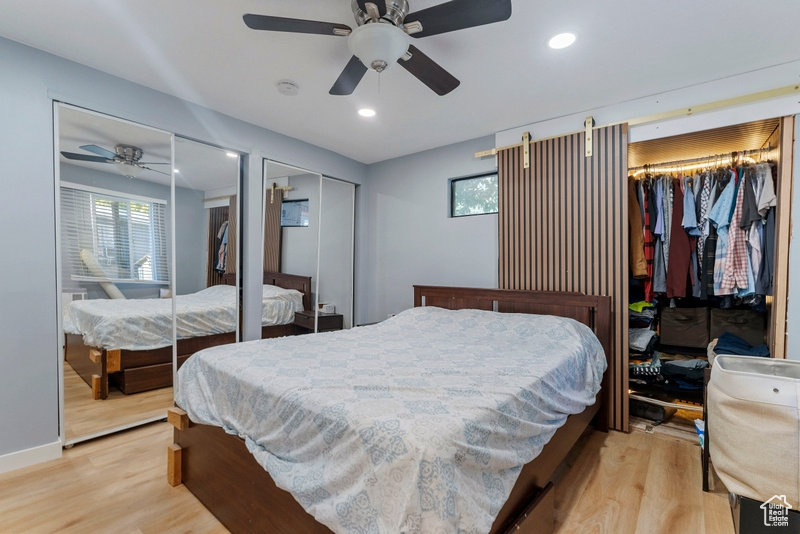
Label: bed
xmin=168 ymin=286 xmax=612 ymax=533
xmin=64 ymin=271 xmax=311 ymax=400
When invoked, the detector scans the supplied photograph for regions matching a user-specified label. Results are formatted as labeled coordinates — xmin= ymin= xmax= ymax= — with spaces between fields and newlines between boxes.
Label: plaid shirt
xmin=721 ymin=168 xmax=750 ymax=292
xmin=708 ymin=173 xmax=736 ymax=296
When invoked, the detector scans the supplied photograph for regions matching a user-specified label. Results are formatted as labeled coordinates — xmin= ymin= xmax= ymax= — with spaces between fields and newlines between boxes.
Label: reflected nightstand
xmin=294 ymin=310 xmax=343 ymax=334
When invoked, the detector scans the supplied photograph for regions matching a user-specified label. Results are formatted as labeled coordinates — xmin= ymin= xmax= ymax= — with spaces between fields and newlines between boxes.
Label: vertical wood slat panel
xmin=497 ymin=124 xmax=629 ymax=431
xmin=225 ymin=195 xmax=238 ymax=275
xmin=263 ymin=194 xmax=283 ymax=272
xmin=206 ymin=206 xmax=229 ymax=287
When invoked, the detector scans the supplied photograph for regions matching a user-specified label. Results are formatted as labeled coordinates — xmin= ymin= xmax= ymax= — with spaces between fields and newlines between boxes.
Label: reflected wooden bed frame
xmin=64 ymin=271 xmax=311 ymax=400
xmin=168 ymin=285 xmax=612 ymax=534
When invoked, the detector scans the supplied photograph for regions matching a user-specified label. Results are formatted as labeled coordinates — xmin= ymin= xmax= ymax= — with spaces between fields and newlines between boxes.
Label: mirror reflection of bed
xmin=172 ymin=137 xmax=243 ymax=382
xmin=264 ymin=160 xmax=355 ymax=332
xmin=58 ymin=105 xmax=177 ymax=443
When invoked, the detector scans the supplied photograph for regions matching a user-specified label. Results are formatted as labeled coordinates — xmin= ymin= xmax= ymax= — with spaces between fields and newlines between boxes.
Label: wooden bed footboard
xmin=168 ymin=286 xmax=613 ymax=534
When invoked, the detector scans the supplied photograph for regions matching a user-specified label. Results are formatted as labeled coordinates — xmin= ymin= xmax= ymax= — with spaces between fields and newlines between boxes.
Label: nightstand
xmin=294 ymin=310 xmax=344 ymax=334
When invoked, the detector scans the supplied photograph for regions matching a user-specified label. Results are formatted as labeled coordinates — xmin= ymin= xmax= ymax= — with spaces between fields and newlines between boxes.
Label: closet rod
xmin=629 ymin=146 xmax=771 ymax=173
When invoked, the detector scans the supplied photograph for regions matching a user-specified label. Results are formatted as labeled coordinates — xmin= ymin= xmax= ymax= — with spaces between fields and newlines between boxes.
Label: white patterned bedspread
xmin=176 ymin=306 xmax=607 ymax=534
xmin=68 ymin=284 xmax=303 ymax=350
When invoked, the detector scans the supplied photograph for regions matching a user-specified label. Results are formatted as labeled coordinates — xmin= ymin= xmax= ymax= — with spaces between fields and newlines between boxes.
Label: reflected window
xmin=61 ymin=185 xmax=169 ymax=282
xmin=281 ymin=198 xmax=309 ymax=227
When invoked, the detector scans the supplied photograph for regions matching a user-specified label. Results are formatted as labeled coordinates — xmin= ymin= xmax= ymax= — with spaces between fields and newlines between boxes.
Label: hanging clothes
xmin=652 ymin=179 xmax=667 ymax=293
xmin=632 ymin=153 xmax=776 ymax=302
xmin=701 ymin=225 xmax=718 ymax=299
xmin=661 ymin=176 xmax=673 ymax=269
xmin=642 ymin=182 xmax=655 ymax=302
xmin=682 ymin=175 xmax=701 ymax=237
xmin=666 ymin=178 xmax=695 ymax=298
xmin=215 ymin=220 xmax=229 ymax=273
xmin=697 ymin=172 xmax=713 ymax=272
xmin=756 ymin=162 xmax=776 ymax=295
xmin=628 ymin=177 xmax=647 ymax=278
xmin=756 ymin=206 xmax=775 ymax=295
xmin=757 ymin=162 xmax=777 ymax=216
xmin=708 ymin=171 xmax=737 ymax=296
xmin=721 ymin=168 xmax=752 ymax=293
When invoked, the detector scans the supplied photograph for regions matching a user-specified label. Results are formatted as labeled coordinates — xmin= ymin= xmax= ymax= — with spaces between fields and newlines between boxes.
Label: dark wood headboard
xmin=263 ymin=271 xmax=312 ymax=311
xmin=222 ymin=271 xmax=312 ymax=311
xmin=413 ymin=285 xmax=611 ymax=372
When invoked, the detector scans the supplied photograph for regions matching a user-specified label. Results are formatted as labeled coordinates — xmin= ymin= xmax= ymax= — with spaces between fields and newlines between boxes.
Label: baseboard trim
xmin=0 ymin=441 xmax=62 ymax=475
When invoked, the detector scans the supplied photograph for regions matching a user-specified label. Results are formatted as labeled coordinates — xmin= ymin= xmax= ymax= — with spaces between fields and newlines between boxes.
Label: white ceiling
xmin=4 ymin=1 xmax=800 ymax=164
xmin=59 ymin=105 xmax=239 ymax=191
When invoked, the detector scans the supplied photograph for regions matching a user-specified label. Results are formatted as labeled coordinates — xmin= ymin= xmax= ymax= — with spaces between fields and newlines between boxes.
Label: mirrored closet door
xmin=172 ymin=137 xmax=241 ymax=386
xmin=263 ymin=160 xmax=321 ymax=329
xmin=318 ymin=177 xmax=355 ymax=329
xmin=262 ymin=160 xmax=355 ymax=333
xmin=57 ymin=104 xmax=176 ymax=444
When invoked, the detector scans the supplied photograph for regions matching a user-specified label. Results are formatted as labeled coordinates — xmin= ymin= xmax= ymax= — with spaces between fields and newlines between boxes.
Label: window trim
xmin=449 ymin=172 xmax=499 ymax=218
xmin=61 ymin=181 xmax=167 ymax=207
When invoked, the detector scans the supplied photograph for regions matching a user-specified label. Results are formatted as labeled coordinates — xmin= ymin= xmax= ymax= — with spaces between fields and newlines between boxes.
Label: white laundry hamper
xmin=708 ymin=355 xmax=800 ymax=508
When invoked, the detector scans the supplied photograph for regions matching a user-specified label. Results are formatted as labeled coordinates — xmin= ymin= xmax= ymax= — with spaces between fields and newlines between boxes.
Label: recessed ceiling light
xmin=358 ymin=108 xmax=376 ymax=117
xmin=548 ymin=32 xmax=576 ymax=49
xmin=226 ymin=152 xmax=238 ymax=158
xmin=173 ymin=169 xmax=180 ymax=173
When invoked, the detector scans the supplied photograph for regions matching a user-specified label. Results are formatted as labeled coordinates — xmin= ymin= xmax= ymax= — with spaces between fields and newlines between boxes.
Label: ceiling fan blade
xmin=139 ymin=166 xmax=171 ymax=176
xmin=399 ymin=45 xmax=460 ymax=96
xmin=79 ymin=144 xmax=117 ymax=159
xmin=61 ymin=151 xmax=112 ymax=163
xmin=329 ymin=56 xmax=369 ymax=96
xmin=404 ymin=0 xmax=512 ymax=38
xmin=243 ymin=14 xmax=351 ymax=36
xmin=138 ymin=161 xmax=171 ymax=165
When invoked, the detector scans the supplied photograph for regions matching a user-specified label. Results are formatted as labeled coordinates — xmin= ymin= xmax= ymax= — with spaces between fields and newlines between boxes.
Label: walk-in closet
xmin=626 ymin=116 xmax=794 ymax=435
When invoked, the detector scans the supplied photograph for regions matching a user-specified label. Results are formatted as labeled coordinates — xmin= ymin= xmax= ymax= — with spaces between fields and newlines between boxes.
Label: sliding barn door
xmin=498 ymin=124 xmax=629 ymax=431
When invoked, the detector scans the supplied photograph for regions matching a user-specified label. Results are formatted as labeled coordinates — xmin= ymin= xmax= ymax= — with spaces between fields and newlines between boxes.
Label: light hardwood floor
xmin=0 ymin=424 xmax=734 ymax=533
xmin=64 ymin=363 xmax=173 ymax=441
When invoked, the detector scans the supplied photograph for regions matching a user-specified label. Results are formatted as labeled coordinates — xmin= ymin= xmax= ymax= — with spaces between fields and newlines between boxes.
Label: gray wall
xmin=280 ymin=174 xmax=320 ymax=284
xmin=355 ymin=136 xmax=498 ymax=325
xmin=174 ymin=185 xmax=206 ymax=296
xmin=0 ymin=35 xmax=366 ymax=460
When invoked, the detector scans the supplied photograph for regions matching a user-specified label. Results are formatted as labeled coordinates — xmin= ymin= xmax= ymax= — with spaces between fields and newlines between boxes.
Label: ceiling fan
xmin=243 ymin=0 xmax=512 ymax=96
xmin=60 ymin=144 xmax=170 ymax=178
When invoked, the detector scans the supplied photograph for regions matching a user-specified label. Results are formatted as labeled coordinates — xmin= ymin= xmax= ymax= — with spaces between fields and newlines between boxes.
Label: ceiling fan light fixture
xmin=113 ymin=161 xmax=145 ymax=178
xmin=348 ymin=23 xmax=409 ymax=73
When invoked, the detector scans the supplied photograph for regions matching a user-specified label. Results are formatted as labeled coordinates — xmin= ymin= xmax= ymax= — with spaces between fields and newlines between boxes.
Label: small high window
xmin=450 ymin=173 xmax=498 ymax=217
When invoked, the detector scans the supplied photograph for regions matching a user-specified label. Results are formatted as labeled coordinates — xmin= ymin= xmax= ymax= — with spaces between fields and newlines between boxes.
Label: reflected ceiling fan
xmin=60 ymin=144 xmax=170 ymax=178
xmin=243 ymin=0 xmax=512 ymax=96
